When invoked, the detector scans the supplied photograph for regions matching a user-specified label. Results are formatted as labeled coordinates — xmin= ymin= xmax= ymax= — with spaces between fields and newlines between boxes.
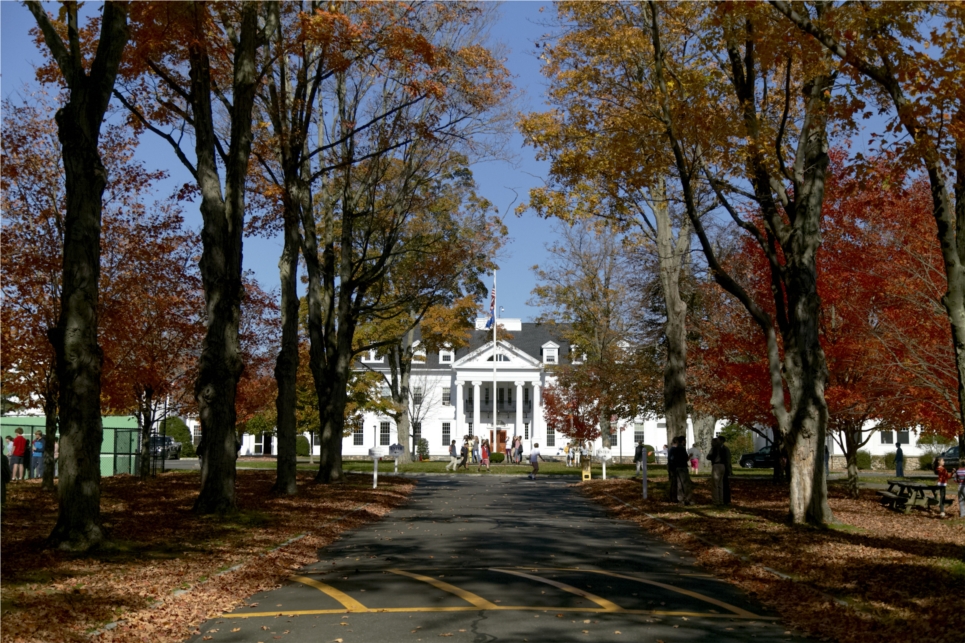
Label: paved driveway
xmin=187 ymin=476 xmax=800 ymax=643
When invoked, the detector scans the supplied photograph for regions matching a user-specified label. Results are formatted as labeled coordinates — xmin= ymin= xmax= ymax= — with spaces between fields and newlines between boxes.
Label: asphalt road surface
xmin=185 ymin=475 xmax=802 ymax=643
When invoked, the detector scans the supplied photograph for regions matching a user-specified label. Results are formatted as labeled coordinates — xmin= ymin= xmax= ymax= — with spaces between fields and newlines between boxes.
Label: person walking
xmin=528 ymin=442 xmax=546 ymax=480
xmin=10 ymin=428 xmax=27 ymax=481
xmin=457 ymin=440 xmax=470 ymax=471
xmin=669 ymin=437 xmax=693 ymax=505
xmin=688 ymin=442 xmax=702 ymax=476
xmin=445 ymin=440 xmax=458 ymax=472
xmin=478 ymin=439 xmax=491 ymax=472
xmin=564 ymin=442 xmax=572 ymax=467
xmin=895 ymin=444 xmax=905 ymax=478
xmin=4 ymin=436 xmax=13 ymax=459
xmin=471 ymin=436 xmax=480 ymax=465
xmin=31 ymin=431 xmax=44 ymax=479
xmin=935 ymin=457 xmax=951 ymax=518
xmin=708 ymin=437 xmax=725 ymax=505
xmin=515 ymin=437 xmax=523 ymax=465
xmin=633 ymin=441 xmax=645 ymax=478
xmin=953 ymin=457 xmax=965 ymax=518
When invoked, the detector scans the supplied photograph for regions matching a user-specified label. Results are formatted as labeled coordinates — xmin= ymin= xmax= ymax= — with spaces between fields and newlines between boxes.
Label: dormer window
xmin=541 ymin=341 xmax=560 ymax=365
xmin=439 ymin=348 xmax=454 ymax=364
xmin=362 ymin=349 xmax=384 ymax=363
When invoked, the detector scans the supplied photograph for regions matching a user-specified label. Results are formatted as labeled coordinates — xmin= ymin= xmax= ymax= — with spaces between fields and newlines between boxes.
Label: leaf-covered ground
xmin=583 ymin=476 xmax=965 ymax=643
xmin=0 ymin=470 xmax=414 ymax=643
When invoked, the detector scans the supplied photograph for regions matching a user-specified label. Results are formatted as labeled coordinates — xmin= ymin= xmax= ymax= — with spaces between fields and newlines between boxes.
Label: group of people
xmin=633 ymin=435 xmax=733 ymax=506
xmin=564 ymin=441 xmax=589 ymax=467
xmin=4 ymin=428 xmax=51 ymax=481
xmin=445 ymin=435 xmax=493 ymax=473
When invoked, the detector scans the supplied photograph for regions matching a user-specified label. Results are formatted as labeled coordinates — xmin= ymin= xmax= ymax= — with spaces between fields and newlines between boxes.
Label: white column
xmin=472 ymin=381 xmax=481 ymax=437
xmin=455 ymin=381 xmax=464 ymax=436
xmin=532 ymin=382 xmax=542 ymax=445
xmin=515 ymin=381 xmax=524 ymax=441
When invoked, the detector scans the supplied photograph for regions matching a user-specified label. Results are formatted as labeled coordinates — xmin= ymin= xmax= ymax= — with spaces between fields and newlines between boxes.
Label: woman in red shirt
xmin=10 ymin=427 xmax=28 ymax=481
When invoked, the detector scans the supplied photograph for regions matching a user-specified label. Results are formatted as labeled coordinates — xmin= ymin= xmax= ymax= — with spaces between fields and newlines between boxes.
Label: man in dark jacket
xmin=633 ymin=441 xmax=645 ymax=478
xmin=708 ymin=437 xmax=727 ymax=505
xmin=669 ymin=436 xmax=693 ymax=505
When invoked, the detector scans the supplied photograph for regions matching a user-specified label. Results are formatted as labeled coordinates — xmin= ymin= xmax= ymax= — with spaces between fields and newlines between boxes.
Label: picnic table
xmin=878 ymin=480 xmax=954 ymax=513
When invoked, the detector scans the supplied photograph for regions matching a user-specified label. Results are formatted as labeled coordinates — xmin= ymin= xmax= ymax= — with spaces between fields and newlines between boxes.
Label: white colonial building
xmin=341 ymin=318 xmax=695 ymax=460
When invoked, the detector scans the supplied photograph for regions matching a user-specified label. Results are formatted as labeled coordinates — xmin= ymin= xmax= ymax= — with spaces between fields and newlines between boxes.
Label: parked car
xmin=150 ymin=435 xmax=182 ymax=460
xmin=739 ymin=444 xmax=778 ymax=469
xmin=939 ymin=445 xmax=960 ymax=469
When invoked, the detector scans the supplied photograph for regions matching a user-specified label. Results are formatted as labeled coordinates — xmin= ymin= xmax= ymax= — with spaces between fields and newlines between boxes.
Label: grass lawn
xmin=0 ymin=470 xmax=413 ymax=643
xmin=583 ymin=476 xmax=965 ymax=643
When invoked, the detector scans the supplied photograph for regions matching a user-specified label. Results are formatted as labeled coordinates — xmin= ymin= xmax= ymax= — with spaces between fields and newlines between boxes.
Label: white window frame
xmin=542 ymin=341 xmax=560 ymax=365
xmin=442 ymin=386 xmax=451 ymax=406
xmin=439 ymin=349 xmax=454 ymax=364
xmin=361 ymin=349 xmax=384 ymax=364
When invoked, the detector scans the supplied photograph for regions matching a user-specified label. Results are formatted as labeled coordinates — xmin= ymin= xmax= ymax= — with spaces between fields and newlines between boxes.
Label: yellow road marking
xmin=387 ymin=569 xmax=499 ymax=609
xmin=221 ymin=605 xmax=779 ymax=619
xmin=514 ymin=567 xmax=759 ymax=618
xmin=288 ymin=575 xmax=368 ymax=612
xmin=490 ymin=568 xmax=622 ymax=612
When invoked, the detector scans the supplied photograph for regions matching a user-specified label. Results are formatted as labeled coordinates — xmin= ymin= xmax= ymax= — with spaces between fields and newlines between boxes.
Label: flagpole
xmin=492 ymin=271 xmax=498 ymax=456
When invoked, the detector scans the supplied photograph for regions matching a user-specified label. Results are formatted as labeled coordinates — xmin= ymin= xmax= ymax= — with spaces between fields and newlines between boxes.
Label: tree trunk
xmin=272 ymin=206 xmax=300 ymax=496
xmin=25 ymin=0 xmax=131 ymax=551
xmin=189 ymin=3 xmax=260 ymax=514
xmin=692 ymin=414 xmax=716 ymax=458
xmin=842 ymin=427 xmax=860 ymax=500
xmin=136 ymin=390 xmax=156 ymax=479
xmin=782 ymin=258 xmax=833 ymax=523
xmin=41 ymin=391 xmax=58 ymax=492
xmin=653 ymin=181 xmax=691 ymax=446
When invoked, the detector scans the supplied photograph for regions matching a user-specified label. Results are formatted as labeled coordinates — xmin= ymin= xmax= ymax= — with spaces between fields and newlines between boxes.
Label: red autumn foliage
xmin=691 ymin=153 xmax=959 ymax=441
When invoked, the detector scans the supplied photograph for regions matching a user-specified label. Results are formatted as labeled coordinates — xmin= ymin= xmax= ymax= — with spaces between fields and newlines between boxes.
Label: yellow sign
xmin=582 ymin=461 xmax=591 ymax=481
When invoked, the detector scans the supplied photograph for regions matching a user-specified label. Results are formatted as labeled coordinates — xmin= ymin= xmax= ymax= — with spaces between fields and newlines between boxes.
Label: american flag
xmin=489 ymin=287 xmax=496 ymax=315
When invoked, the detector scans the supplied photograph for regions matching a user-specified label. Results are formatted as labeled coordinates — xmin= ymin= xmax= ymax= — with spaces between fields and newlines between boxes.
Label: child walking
xmin=935 ymin=457 xmax=951 ymax=518
xmin=528 ymin=442 xmax=546 ymax=480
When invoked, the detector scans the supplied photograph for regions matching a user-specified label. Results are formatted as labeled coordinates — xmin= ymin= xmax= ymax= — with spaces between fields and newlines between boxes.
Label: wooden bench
xmin=876 ymin=490 xmax=909 ymax=511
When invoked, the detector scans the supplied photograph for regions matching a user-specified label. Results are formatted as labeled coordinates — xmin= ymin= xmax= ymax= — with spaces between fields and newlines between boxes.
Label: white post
xmin=394 ymin=458 xmax=398 ymax=473
xmin=603 ymin=459 xmax=607 ymax=480
xmin=373 ymin=458 xmax=379 ymax=489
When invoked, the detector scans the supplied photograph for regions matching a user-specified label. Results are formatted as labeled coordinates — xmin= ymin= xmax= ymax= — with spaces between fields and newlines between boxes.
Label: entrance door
xmin=490 ymin=429 xmax=508 ymax=454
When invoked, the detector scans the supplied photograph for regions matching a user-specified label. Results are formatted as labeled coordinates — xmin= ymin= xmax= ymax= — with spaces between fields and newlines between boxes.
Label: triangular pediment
xmin=453 ymin=340 xmax=541 ymax=369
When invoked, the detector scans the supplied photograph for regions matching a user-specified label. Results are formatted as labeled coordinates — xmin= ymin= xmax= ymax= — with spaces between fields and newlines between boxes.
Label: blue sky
xmin=1 ymin=1 xmax=559 ymax=321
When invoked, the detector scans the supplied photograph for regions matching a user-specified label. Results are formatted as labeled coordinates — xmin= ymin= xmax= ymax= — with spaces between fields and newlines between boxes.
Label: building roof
xmin=357 ymin=321 xmax=574 ymax=371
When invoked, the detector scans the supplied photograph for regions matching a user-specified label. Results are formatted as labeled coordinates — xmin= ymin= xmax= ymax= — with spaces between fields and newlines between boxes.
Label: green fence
xmin=1 ymin=415 xmax=142 ymax=477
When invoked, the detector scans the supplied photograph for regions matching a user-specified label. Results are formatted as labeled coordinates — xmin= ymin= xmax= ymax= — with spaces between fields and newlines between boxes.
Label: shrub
xmin=417 ymin=438 xmax=430 ymax=460
xmin=490 ymin=452 xmax=505 ymax=464
xmin=884 ymin=452 xmax=897 ymax=469
xmin=296 ymin=435 xmax=310 ymax=457
xmin=160 ymin=417 xmax=195 ymax=457
xmin=643 ymin=444 xmax=656 ymax=464
xmin=919 ymin=453 xmax=935 ymax=471
xmin=856 ymin=450 xmax=872 ymax=470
